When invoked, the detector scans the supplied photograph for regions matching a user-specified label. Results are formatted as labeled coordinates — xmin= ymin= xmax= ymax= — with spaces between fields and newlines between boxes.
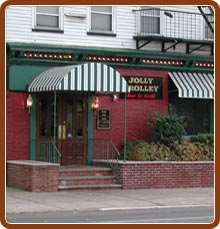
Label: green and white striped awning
xmin=28 ymin=63 xmax=130 ymax=93
xmin=169 ymin=72 xmax=214 ymax=99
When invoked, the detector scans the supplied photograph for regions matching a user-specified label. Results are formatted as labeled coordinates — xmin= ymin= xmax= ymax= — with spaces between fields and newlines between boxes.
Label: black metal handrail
xmin=38 ymin=140 xmax=61 ymax=164
xmin=91 ymin=138 xmax=120 ymax=183
xmin=133 ymin=7 xmax=214 ymax=41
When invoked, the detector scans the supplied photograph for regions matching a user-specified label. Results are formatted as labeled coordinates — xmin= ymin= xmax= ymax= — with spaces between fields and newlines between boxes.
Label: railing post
xmin=53 ymin=91 xmax=57 ymax=163
xmin=87 ymin=96 xmax=93 ymax=165
xmin=107 ymin=140 xmax=109 ymax=163
xmin=124 ymin=93 xmax=127 ymax=162
xmin=30 ymin=94 xmax=36 ymax=160
xmin=48 ymin=141 xmax=51 ymax=162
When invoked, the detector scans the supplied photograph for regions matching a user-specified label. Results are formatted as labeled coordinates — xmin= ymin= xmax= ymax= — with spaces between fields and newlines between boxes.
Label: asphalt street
xmin=6 ymin=206 xmax=214 ymax=224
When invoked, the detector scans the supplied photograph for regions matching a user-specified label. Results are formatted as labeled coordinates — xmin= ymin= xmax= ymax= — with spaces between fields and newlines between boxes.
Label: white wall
xmin=6 ymin=6 xmax=210 ymax=54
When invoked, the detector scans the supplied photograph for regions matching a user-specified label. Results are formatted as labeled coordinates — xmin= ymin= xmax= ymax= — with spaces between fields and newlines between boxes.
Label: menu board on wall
xmin=97 ymin=108 xmax=111 ymax=130
xmin=120 ymin=76 xmax=163 ymax=99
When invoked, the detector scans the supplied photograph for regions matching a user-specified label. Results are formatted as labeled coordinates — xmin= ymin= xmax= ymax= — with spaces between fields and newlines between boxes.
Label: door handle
xmin=58 ymin=124 xmax=66 ymax=140
xmin=62 ymin=124 xmax=66 ymax=139
xmin=58 ymin=124 xmax=62 ymax=139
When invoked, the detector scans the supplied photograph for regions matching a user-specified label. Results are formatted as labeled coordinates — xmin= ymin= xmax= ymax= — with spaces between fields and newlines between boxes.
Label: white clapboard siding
xmin=114 ymin=7 xmax=136 ymax=48
xmin=6 ymin=6 xmax=208 ymax=53
xmin=6 ymin=6 xmax=135 ymax=48
xmin=6 ymin=6 xmax=32 ymax=43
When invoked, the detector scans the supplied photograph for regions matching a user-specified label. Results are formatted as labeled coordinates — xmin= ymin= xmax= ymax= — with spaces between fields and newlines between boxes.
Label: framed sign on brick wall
xmin=97 ymin=108 xmax=111 ymax=130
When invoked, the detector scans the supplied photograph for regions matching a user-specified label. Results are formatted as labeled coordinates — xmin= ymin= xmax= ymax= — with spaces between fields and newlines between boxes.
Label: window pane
xmin=36 ymin=6 xmax=59 ymax=14
xmin=50 ymin=101 xmax=57 ymax=137
xmin=141 ymin=16 xmax=160 ymax=34
xmin=91 ymin=14 xmax=112 ymax=31
xmin=204 ymin=15 xmax=213 ymax=39
xmin=169 ymin=99 xmax=211 ymax=135
xmin=37 ymin=15 xmax=59 ymax=28
xmin=66 ymin=99 xmax=73 ymax=138
xmin=91 ymin=6 xmax=112 ymax=13
xmin=76 ymin=101 xmax=83 ymax=137
xmin=205 ymin=27 xmax=213 ymax=40
xmin=40 ymin=99 xmax=47 ymax=136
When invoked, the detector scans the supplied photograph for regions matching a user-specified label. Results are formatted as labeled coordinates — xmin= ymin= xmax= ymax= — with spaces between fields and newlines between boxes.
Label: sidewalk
xmin=6 ymin=187 xmax=214 ymax=214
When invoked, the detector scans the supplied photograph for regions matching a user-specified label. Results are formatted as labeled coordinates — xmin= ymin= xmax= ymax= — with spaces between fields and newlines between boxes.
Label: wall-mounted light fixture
xmin=112 ymin=94 xmax=118 ymax=102
xmin=91 ymin=96 xmax=99 ymax=110
xmin=26 ymin=94 xmax=33 ymax=113
xmin=164 ymin=11 xmax=173 ymax=18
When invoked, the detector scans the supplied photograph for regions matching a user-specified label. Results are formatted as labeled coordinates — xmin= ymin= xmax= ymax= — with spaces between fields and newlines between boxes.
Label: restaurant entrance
xmin=36 ymin=93 xmax=87 ymax=165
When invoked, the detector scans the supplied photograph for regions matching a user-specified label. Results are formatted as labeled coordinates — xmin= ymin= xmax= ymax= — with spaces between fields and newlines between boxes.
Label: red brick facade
xmin=7 ymin=161 xmax=59 ymax=192
xmin=6 ymin=70 xmax=168 ymax=161
xmin=94 ymin=70 xmax=168 ymax=151
xmin=118 ymin=161 xmax=214 ymax=189
xmin=6 ymin=92 xmax=30 ymax=160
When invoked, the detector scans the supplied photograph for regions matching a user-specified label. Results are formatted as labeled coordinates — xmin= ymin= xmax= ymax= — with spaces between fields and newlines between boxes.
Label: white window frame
xmin=32 ymin=6 xmax=63 ymax=31
xmin=87 ymin=6 xmax=116 ymax=35
xmin=137 ymin=6 xmax=162 ymax=36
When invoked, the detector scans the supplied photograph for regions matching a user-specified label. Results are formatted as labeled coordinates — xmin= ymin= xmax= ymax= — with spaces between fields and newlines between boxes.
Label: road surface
xmin=6 ymin=205 xmax=214 ymax=224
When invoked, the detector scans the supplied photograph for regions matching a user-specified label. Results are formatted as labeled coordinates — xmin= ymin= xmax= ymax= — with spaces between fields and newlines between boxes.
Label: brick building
xmin=6 ymin=6 xmax=214 ymax=167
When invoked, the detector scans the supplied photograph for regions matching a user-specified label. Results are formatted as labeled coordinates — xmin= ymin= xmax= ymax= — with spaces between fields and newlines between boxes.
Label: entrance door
xmin=36 ymin=93 xmax=87 ymax=165
xmin=36 ymin=94 xmax=57 ymax=162
xmin=59 ymin=95 xmax=87 ymax=165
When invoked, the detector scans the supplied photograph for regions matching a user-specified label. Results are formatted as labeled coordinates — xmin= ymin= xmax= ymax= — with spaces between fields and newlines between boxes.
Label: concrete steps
xmin=58 ymin=165 xmax=121 ymax=191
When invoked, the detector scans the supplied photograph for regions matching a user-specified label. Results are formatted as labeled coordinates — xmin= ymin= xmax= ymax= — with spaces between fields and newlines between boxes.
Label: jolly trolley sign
xmin=120 ymin=76 xmax=163 ymax=99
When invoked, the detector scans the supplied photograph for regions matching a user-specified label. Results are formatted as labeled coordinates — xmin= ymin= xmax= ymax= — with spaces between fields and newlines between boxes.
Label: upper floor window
xmin=33 ymin=6 xmax=63 ymax=31
xmin=140 ymin=7 xmax=160 ymax=35
xmin=88 ymin=6 xmax=116 ymax=35
xmin=204 ymin=16 xmax=214 ymax=40
xmin=202 ymin=7 xmax=214 ymax=40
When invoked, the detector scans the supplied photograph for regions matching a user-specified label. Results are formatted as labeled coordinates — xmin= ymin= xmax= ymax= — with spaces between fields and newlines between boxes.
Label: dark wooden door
xmin=60 ymin=95 xmax=87 ymax=165
xmin=36 ymin=94 xmax=57 ymax=162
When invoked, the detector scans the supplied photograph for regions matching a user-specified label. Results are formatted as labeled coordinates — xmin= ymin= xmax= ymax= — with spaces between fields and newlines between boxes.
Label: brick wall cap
xmin=117 ymin=160 xmax=214 ymax=164
xmin=6 ymin=160 xmax=59 ymax=166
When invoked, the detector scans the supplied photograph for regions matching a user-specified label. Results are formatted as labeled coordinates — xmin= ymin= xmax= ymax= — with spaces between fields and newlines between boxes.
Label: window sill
xmin=32 ymin=28 xmax=64 ymax=33
xmin=87 ymin=31 xmax=116 ymax=37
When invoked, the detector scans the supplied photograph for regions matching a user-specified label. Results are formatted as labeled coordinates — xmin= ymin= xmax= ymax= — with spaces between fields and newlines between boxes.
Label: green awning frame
xmin=28 ymin=62 xmax=130 ymax=93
